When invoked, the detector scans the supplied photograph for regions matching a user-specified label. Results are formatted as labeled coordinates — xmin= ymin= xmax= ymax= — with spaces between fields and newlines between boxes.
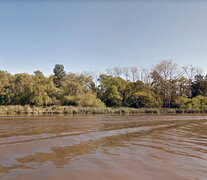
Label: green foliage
xmin=62 ymin=73 xmax=95 ymax=96
xmin=98 ymin=75 xmax=128 ymax=106
xmin=129 ymin=91 xmax=158 ymax=108
xmin=0 ymin=71 xmax=13 ymax=105
xmin=53 ymin=64 xmax=66 ymax=88
xmin=0 ymin=61 xmax=207 ymax=111
xmin=192 ymin=96 xmax=207 ymax=110
xmin=191 ymin=75 xmax=207 ymax=97
xmin=102 ymin=85 xmax=122 ymax=107
xmin=98 ymin=74 xmax=159 ymax=108
xmin=175 ymin=96 xmax=192 ymax=109
xmin=62 ymin=91 xmax=105 ymax=108
xmin=175 ymin=95 xmax=207 ymax=110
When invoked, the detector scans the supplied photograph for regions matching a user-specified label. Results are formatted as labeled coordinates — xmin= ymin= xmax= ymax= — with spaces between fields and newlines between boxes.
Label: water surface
xmin=0 ymin=115 xmax=207 ymax=180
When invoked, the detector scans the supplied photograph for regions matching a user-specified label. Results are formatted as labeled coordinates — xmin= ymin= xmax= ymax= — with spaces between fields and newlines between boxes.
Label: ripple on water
xmin=0 ymin=115 xmax=207 ymax=180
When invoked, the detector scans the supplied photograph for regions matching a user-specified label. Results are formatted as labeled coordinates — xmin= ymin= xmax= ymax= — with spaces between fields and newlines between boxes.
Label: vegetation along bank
xmin=1 ymin=60 xmax=207 ymax=114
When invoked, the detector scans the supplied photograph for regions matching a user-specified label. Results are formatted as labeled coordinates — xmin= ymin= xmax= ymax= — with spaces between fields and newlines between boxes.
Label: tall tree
xmin=151 ymin=60 xmax=179 ymax=107
xmin=191 ymin=75 xmax=207 ymax=97
xmin=122 ymin=67 xmax=130 ymax=81
xmin=0 ymin=70 xmax=12 ymax=105
xmin=53 ymin=64 xmax=66 ymax=88
xmin=182 ymin=65 xmax=203 ymax=97
xmin=130 ymin=66 xmax=139 ymax=82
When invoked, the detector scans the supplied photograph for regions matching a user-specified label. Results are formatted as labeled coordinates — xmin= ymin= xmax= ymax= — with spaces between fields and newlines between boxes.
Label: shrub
xmin=62 ymin=91 xmax=105 ymax=108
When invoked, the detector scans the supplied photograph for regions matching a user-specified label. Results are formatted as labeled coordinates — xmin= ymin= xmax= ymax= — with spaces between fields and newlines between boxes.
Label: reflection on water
xmin=0 ymin=115 xmax=207 ymax=180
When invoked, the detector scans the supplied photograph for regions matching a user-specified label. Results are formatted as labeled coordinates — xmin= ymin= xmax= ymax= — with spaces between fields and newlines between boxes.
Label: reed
xmin=0 ymin=105 xmax=207 ymax=115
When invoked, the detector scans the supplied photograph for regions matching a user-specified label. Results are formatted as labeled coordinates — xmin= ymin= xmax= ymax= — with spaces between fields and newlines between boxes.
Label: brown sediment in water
xmin=0 ymin=115 xmax=207 ymax=180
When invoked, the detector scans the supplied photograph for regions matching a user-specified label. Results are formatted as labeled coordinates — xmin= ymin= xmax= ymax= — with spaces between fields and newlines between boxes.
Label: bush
xmin=129 ymin=92 xmax=158 ymax=108
xmin=175 ymin=96 xmax=192 ymax=109
xmin=192 ymin=95 xmax=207 ymax=110
xmin=62 ymin=91 xmax=105 ymax=108
xmin=175 ymin=95 xmax=207 ymax=111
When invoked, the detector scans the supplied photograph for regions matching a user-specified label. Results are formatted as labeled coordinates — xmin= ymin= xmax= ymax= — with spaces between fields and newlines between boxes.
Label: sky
xmin=1 ymin=1 xmax=207 ymax=76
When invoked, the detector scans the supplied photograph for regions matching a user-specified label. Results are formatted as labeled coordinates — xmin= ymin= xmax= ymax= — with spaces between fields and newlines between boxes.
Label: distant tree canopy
xmin=0 ymin=61 xmax=207 ymax=109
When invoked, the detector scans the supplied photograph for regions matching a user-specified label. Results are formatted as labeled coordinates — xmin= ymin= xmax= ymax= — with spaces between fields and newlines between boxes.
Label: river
xmin=0 ymin=115 xmax=207 ymax=180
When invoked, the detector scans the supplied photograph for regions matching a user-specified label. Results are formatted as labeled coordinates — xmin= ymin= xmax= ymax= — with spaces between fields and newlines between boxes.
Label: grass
xmin=0 ymin=105 xmax=207 ymax=115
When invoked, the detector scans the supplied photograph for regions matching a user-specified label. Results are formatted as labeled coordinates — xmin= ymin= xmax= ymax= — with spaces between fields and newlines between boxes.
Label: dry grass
xmin=0 ymin=105 xmax=206 ymax=115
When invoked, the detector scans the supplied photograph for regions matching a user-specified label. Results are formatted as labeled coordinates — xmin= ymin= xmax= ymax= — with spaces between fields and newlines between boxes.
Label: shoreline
xmin=0 ymin=105 xmax=207 ymax=115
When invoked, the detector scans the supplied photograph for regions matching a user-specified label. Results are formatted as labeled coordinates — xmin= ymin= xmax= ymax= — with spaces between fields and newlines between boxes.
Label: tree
xmin=1 ymin=60 xmax=207 ymax=110
xmin=102 ymin=85 xmax=122 ymax=106
xmin=53 ymin=64 xmax=66 ymax=88
xmin=98 ymin=75 xmax=127 ymax=106
xmin=191 ymin=95 xmax=207 ymax=110
xmin=113 ymin=67 xmax=122 ymax=77
xmin=30 ymin=71 xmax=57 ymax=106
xmin=122 ymin=67 xmax=130 ymax=81
xmin=129 ymin=91 xmax=157 ymax=108
xmin=130 ymin=66 xmax=139 ymax=82
xmin=191 ymin=75 xmax=207 ymax=97
xmin=151 ymin=60 xmax=179 ymax=107
xmin=62 ymin=91 xmax=105 ymax=107
xmin=140 ymin=68 xmax=151 ymax=84
xmin=105 ymin=68 xmax=113 ymax=76
xmin=174 ymin=96 xmax=192 ymax=109
xmin=62 ymin=73 xmax=95 ymax=96
xmin=11 ymin=73 xmax=34 ymax=105
xmin=182 ymin=65 xmax=203 ymax=97
xmin=0 ymin=70 xmax=13 ymax=105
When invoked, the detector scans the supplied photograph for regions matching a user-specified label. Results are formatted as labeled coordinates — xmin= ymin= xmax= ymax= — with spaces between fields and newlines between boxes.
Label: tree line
xmin=1 ymin=60 xmax=207 ymax=109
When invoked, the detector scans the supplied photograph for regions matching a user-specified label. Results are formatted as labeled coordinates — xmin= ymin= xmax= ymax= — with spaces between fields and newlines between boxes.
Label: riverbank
xmin=0 ymin=105 xmax=207 ymax=115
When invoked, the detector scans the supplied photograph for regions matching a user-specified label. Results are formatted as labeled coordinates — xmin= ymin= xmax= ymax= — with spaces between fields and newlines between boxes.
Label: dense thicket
xmin=1 ymin=60 xmax=207 ymax=109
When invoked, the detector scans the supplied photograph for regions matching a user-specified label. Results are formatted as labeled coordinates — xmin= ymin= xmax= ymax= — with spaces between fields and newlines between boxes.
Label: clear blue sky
xmin=1 ymin=1 xmax=207 ymax=75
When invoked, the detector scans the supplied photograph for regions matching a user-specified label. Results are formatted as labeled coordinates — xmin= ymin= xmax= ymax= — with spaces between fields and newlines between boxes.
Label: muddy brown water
xmin=0 ymin=115 xmax=207 ymax=180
